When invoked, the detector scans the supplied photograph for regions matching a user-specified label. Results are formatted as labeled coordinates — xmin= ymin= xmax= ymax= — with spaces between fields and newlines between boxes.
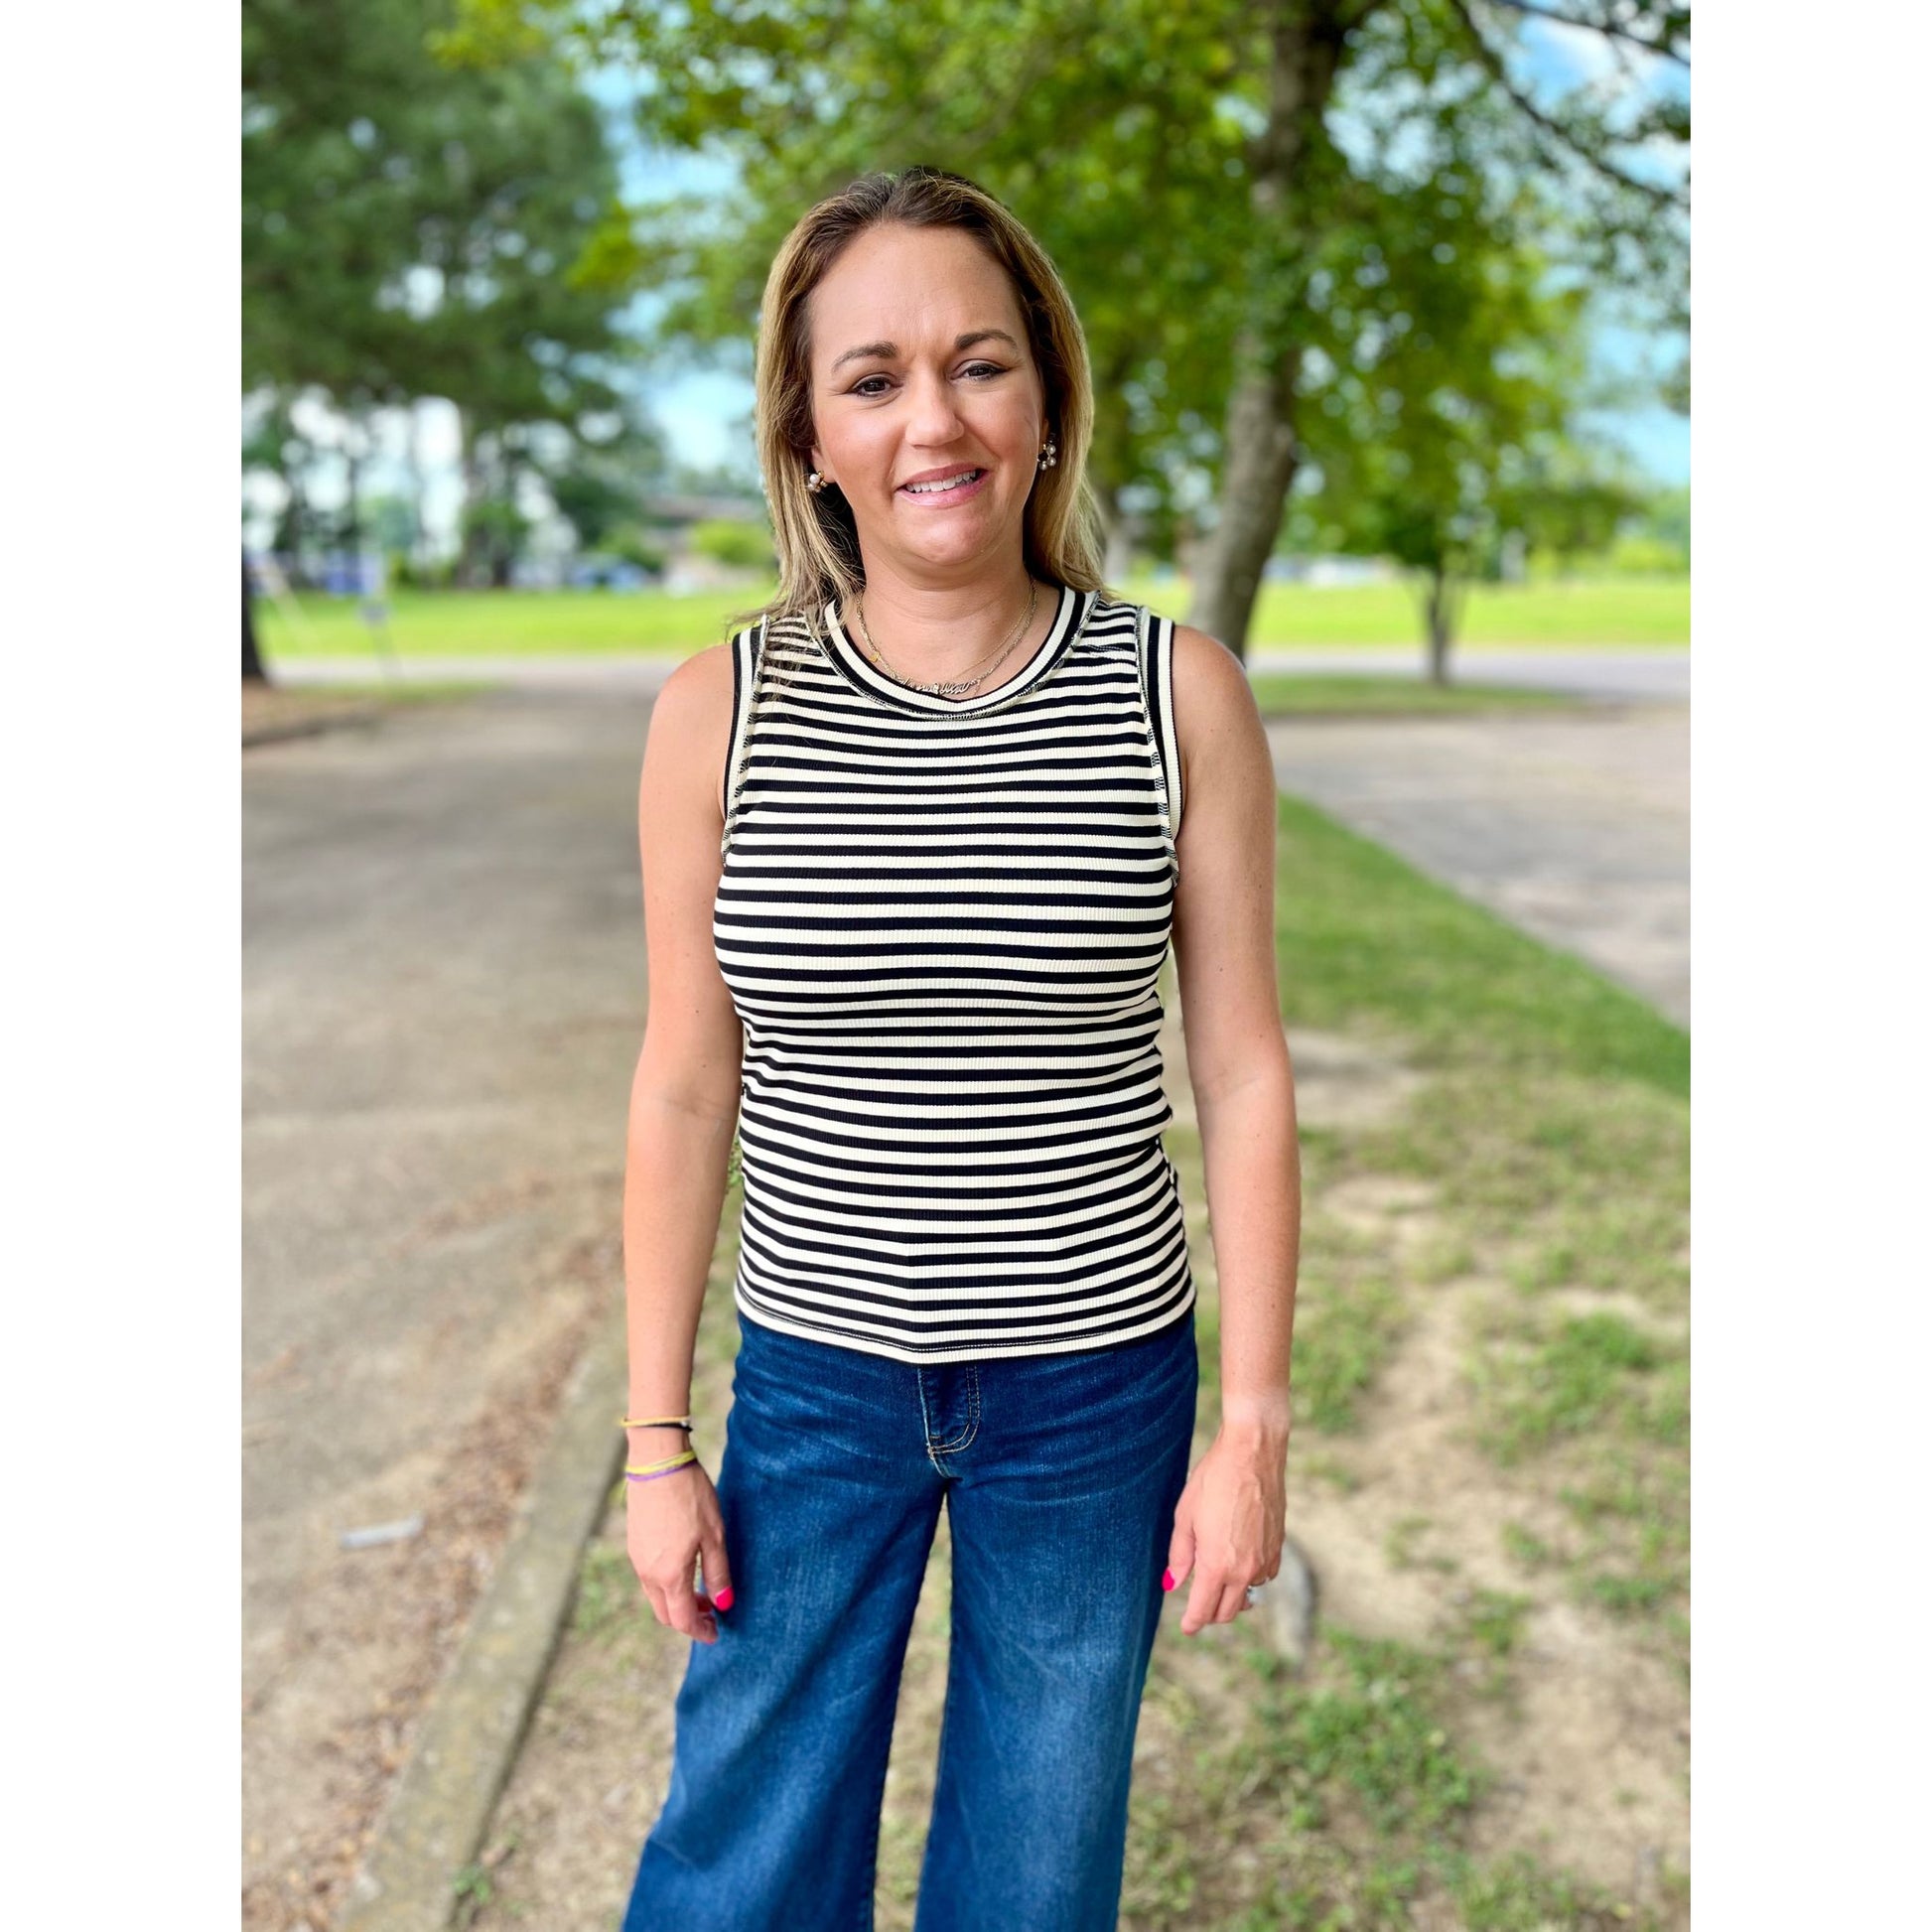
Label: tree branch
xmin=1335 ymin=0 xmax=1394 ymax=36
xmin=1445 ymin=0 xmax=1689 ymax=210
xmin=1478 ymin=0 xmax=1690 ymax=69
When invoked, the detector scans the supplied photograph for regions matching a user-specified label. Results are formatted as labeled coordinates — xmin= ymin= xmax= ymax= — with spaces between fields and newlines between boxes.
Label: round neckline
xmin=820 ymin=581 xmax=1092 ymax=714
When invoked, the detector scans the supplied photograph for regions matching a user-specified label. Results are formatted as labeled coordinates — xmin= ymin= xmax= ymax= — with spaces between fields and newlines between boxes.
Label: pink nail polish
xmin=714 ymin=1587 xmax=735 ymax=1611
xmin=1161 ymin=1568 xmax=1174 ymax=1591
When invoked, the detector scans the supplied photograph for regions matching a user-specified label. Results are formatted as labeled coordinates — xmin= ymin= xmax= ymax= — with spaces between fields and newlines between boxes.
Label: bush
xmin=688 ymin=518 xmax=775 ymax=572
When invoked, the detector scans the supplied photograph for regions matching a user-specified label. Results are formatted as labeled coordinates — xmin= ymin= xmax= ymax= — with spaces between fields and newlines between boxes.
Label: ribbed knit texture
xmin=712 ymin=583 xmax=1192 ymax=1363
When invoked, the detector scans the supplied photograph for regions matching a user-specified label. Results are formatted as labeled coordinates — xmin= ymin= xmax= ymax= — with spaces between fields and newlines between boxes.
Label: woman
xmin=618 ymin=166 xmax=1301 ymax=1931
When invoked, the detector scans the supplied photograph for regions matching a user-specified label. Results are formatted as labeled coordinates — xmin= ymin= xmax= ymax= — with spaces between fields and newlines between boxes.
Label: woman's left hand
xmin=1164 ymin=1425 xmax=1288 ymax=1635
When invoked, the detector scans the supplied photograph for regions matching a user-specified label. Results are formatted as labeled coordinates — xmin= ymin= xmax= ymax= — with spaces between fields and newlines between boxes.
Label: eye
xmin=847 ymin=362 xmax=1009 ymax=398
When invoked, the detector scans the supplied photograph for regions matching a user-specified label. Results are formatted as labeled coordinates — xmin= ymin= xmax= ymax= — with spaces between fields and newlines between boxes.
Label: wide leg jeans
xmin=619 ymin=1301 xmax=1198 ymax=1931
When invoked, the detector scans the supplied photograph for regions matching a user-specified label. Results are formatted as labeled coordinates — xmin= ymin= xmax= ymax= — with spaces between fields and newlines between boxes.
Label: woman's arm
xmin=1164 ymin=621 xmax=1303 ymax=1634
xmin=621 ymin=641 xmax=746 ymax=1641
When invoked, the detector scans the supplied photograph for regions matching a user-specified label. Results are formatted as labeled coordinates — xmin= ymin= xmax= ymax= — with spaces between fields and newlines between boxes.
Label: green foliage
xmin=688 ymin=518 xmax=778 ymax=572
xmin=442 ymin=0 xmax=1684 ymax=614
xmin=244 ymin=0 xmax=626 ymax=408
xmin=545 ymin=419 xmax=673 ymax=554
xmin=244 ymin=0 xmax=649 ymax=580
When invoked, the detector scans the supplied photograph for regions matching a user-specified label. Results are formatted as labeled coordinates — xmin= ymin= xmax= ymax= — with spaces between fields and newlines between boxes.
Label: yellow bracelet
xmin=624 ymin=1449 xmax=700 ymax=1478
xmin=618 ymin=1414 xmax=693 ymax=1430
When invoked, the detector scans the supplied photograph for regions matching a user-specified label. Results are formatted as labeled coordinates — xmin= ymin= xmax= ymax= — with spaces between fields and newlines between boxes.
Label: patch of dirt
xmin=243 ymin=685 xmax=386 ymax=747
xmin=1286 ymin=1262 xmax=1689 ymax=1904
xmin=240 ymin=1232 xmax=616 ymax=1932
xmin=1159 ymin=1002 xmax=1427 ymax=1138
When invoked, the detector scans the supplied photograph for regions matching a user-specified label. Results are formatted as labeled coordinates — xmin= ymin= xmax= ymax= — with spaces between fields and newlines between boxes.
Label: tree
xmin=244 ymin=0 xmax=639 ymax=574
xmin=445 ymin=0 xmax=1686 ymax=655
xmin=1283 ymin=111 xmax=1645 ymax=677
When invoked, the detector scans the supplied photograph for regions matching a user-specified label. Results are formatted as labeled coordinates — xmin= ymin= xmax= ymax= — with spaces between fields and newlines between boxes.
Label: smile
xmin=898 ymin=468 xmax=989 ymax=503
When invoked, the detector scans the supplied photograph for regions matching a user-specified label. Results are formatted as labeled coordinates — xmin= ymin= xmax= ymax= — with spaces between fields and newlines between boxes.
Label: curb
xmin=338 ymin=1312 xmax=627 ymax=1932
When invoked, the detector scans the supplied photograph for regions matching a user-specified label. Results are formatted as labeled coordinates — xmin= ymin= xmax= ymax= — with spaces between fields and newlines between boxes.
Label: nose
xmin=901 ymin=367 xmax=969 ymax=444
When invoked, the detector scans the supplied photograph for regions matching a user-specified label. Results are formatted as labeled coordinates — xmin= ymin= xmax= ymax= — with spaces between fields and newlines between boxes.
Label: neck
xmin=846 ymin=561 xmax=1047 ymax=684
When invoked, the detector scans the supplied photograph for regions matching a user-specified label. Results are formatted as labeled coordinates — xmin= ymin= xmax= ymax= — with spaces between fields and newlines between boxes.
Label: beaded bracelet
xmin=624 ymin=1449 xmax=700 ymax=1483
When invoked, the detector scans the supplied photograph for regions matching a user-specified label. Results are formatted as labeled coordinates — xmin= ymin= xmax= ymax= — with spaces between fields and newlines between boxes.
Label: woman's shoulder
xmin=657 ymin=636 xmax=736 ymax=709
xmin=1161 ymin=616 xmax=1260 ymax=808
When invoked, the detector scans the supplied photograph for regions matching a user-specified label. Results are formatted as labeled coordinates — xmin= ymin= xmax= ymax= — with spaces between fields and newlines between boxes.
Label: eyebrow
xmin=828 ymin=328 xmax=1021 ymax=374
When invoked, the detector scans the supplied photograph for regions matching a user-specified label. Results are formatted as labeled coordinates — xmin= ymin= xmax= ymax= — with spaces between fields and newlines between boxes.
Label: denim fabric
xmin=619 ymin=1302 xmax=1198 ymax=1932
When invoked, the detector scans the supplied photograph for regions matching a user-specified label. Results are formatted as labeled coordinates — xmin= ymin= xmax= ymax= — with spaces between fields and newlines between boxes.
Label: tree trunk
xmin=1188 ymin=345 xmax=1303 ymax=663
xmin=1424 ymin=566 xmax=1455 ymax=686
xmin=405 ymin=399 xmax=429 ymax=580
xmin=274 ymin=466 xmax=311 ymax=587
xmin=243 ymin=552 xmax=268 ymax=684
xmin=343 ymin=410 xmax=365 ymax=551
xmin=1094 ymin=482 xmax=1138 ymax=586
xmin=1186 ymin=0 xmax=1356 ymax=661
xmin=455 ymin=406 xmax=489 ymax=589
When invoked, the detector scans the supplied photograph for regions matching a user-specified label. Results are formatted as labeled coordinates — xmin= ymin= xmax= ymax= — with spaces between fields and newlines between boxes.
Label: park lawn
xmin=462 ymin=783 xmax=1689 ymax=1932
xmin=254 ymin=575 xmax=1689 ymax=658
xmin=1249 ymin=674 xmax=1584 ymax=716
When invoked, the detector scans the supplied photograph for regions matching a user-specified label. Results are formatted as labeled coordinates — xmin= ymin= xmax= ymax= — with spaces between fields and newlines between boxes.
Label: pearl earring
xmin=1037 ymin=437 xmax=1058 ymax=471
xmin=806 ymin=470 xmax=826 ymax=493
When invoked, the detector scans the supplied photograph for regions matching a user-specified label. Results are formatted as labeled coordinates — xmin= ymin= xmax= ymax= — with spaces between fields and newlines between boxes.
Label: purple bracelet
xmin=625 ymin=1460 xmax=699 ymax=1482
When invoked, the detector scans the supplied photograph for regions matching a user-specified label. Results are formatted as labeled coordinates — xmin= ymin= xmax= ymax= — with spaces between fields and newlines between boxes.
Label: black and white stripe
xmin=711 ymin=583 xmax=1192 ymax=1363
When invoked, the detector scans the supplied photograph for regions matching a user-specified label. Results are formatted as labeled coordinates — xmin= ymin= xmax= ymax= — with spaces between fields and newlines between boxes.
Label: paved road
xmin=275 ymin=645 xmax=1689 ymax=705
xmin=242 ymin=690 xmax=653 ymax=1917
xmin=1266 ymin=704 xmax=1690 ymax=1027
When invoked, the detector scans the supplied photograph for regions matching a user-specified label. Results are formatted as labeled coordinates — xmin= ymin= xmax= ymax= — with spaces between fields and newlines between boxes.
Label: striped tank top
xmin=712 ymin=582 xmax=1193 ymax=1364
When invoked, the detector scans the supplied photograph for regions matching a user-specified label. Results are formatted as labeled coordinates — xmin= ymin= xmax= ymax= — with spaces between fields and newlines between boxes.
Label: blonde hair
xmin=721 ymin=165 xmax=1109 ymax=653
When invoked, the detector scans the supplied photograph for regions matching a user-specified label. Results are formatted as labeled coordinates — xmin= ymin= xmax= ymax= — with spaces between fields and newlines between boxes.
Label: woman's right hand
xmin=627 ymin=1456 xmax=736 ymax=1644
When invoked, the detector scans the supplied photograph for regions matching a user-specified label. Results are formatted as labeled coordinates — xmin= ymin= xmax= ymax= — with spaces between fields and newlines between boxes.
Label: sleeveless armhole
xmin=1137 ymin=607 xmax=1184 ymax=849
xmin=718 ymin=621 xmax=764 ymax=857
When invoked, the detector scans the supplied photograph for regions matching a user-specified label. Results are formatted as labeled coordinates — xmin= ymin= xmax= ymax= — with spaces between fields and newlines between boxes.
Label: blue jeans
xmin=620 ymin=1302 xmax=1199 ymax=1932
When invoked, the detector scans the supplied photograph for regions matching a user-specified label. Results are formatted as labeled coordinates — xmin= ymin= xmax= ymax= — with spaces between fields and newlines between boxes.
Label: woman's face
xmin=806 ymin=223 xmax=1049 ymax=583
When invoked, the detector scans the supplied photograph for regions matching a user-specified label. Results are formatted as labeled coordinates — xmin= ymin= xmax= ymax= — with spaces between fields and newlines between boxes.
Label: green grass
xmin=1471 ymin=1311 xmax=1681 ymax=1464
xmin=1250 ymin=673 xmax=1587 ymax=715
xmin=1289 ymin=1272 xmax=1410 ymax=1434
xmin=1261 ymin=781 xmax=1691 ymax=1675
xmin=1272 ymin=790 xmax=1689 ymax=1096
xmin=1226 ymin=576 xmax=1688 ymax=647
xmin=252 ymin=573 xmax=1688 ymax=657
xmin=1127 ymin=1626 xmax=1670 ymax=1929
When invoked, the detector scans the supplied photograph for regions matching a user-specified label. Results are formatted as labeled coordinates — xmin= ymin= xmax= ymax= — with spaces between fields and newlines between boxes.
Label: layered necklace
xmin=850 ymin=578 xmax=1040 ymax=701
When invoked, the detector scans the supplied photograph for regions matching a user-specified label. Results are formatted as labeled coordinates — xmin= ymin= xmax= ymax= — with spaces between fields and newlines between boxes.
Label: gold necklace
xmin=852 ymin=579 xmax=1040 ymax=700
